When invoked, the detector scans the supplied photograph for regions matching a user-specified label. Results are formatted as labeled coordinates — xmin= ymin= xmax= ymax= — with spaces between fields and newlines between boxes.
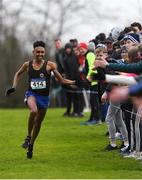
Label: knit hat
xmin=122 ymin=33 xmax=140 ymax=43
xmin=110 ymin=27 xmax=123 ymax=41
xmin=88 ymin=42 xmax=95 ymax=51
xmin=78 ymin=42 xmax=88 ymax=50
xmin=65 ymin=43 xmax=72 ymax=49
xmin=95 ymin=43 xmax=107 ymax=49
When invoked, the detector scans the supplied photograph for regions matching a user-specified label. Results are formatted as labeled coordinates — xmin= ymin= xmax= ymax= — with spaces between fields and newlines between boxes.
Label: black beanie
xmin=65 ymin=43 xmax=72 ymax=49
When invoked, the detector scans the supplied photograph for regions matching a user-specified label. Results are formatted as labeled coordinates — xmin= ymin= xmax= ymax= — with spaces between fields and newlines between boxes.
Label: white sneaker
xmin=123 ymin=151 xmax=137 ymax=158
xmin=134 ymin=152 xmax=142 ymax=160
xmin=135 ymin=156 xmax=142 ymax=160
xmin=98 ymin=120 xmax=102 ymax=125
xmin=121 ymin=145 xmax=129 ymax=152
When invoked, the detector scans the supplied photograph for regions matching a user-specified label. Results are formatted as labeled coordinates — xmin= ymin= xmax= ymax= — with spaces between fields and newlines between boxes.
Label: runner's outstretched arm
xmin=48 ymin=61 xmax=75 ymax=85
xmin=5 ymin=62 xmax=28 ymax=96
xmin=53 ymin=69 xmax=75 ymax=85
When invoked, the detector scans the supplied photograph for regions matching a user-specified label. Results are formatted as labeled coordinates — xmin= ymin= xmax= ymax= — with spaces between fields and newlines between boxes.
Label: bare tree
xmin=0 ymin=0 xmax=129 ymax=107
xmin=8 ymin=0 xmax=85 ymax=56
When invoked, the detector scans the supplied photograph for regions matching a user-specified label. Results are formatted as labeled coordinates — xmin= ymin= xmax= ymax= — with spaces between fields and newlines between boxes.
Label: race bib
xmin=30 ymin=78 xmax=46 ymax=90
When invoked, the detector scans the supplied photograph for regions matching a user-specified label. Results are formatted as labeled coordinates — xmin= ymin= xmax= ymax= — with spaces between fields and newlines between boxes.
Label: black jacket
xmin=63 ymin=52 xmax=80 ymax=80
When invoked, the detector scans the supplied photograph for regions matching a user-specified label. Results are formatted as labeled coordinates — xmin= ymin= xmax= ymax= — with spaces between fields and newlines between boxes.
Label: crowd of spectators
xmin=51 ymin=22 xmax=142 ymax=161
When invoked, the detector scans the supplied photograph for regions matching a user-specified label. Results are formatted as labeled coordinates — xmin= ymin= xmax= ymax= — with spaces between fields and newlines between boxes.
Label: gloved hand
xmin=75 ymin=78 xmax=91 ymax=88
xmin=5 ymin=87 xmax=16 ymax=96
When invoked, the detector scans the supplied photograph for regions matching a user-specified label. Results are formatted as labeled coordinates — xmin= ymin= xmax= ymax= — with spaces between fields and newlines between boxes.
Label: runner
xmin=5 ymin=40 xmax=75 ymax=159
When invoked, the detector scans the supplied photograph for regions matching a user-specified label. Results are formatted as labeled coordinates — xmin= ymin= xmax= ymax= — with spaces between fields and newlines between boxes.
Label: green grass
xmin=0 ymin=108 xmax=142 ymax=179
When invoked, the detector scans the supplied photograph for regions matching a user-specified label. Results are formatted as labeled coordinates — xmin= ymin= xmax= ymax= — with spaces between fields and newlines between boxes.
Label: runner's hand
xmin=5 ymin=87 xmax=16 ymax=96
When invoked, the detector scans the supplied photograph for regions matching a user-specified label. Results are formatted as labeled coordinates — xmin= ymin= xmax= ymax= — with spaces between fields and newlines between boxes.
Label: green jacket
xmin=107 ymin=61 xmax=142 ymax=74
xmin=86 ymin=52 xmax=98 ymax=86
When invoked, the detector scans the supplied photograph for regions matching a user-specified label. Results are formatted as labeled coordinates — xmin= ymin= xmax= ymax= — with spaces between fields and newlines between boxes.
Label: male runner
xmin=5 ymin=41 xmax=75 ymax=159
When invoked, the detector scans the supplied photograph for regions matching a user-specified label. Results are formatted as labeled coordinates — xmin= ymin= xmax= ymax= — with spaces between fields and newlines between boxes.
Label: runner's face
xmin=33 ymin=47 xmax=45 ymax=61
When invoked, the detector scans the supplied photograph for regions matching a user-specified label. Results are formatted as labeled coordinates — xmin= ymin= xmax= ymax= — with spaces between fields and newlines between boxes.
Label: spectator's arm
xmin=107 ymin=61 xmax=142 ymax=74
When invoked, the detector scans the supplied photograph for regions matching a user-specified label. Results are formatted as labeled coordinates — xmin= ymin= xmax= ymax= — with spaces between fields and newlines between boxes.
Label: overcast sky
xmin=4 ymin=0 xmax=142 ymax=44
xmin=62 ymin=0 xmax=142 ymax=42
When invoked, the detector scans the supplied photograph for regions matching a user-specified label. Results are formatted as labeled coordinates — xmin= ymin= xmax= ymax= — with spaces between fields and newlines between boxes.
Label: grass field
xmin=0 ymin=108 xmax=142 ymax=179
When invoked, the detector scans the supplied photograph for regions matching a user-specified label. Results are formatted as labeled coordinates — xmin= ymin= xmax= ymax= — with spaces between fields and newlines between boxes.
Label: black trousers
xmin=65 ymin=90 xmax=80 ymax=114
xmin=89 ymin=85 xmax=100 ymax=121
xmin=122 ymin=102 xmax=136 ymax=150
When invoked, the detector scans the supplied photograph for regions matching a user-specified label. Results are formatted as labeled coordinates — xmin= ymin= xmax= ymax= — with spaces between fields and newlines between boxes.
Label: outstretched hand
xmin=5 ymin=87 xmax=16 ymax=96
xmin=93 ymin=58 xmax=108 ymax=70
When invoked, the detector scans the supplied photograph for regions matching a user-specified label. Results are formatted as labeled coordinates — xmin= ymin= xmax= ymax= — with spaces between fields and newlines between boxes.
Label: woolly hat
xmin=65 ymin=43 xmax=72 ymax=49
xmin=95 ymin=43 xmax=107 ymax=49
xmin=122 ymin=33 xmax=140 ymax=43
xmin=110 ymin=27 xmax=123 ymax=41
xmin=78 ymin=42 xmax=88 ymax=50
xmin=88 ymin=42 xmax=95 ymax=51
